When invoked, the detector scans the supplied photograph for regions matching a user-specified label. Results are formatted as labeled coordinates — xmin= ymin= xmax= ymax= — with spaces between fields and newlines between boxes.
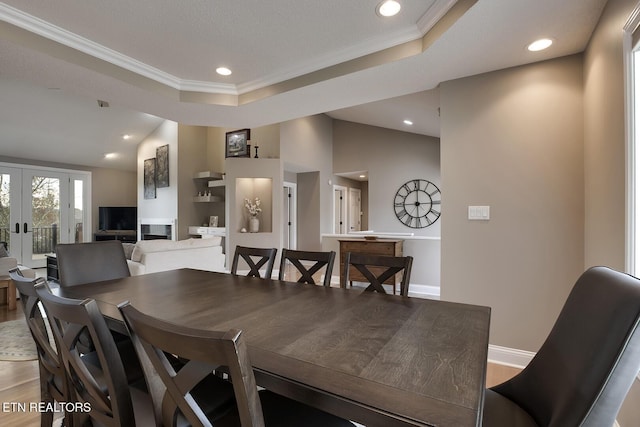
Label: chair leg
xmin=38 ymin=376 xmax=54 ymax=427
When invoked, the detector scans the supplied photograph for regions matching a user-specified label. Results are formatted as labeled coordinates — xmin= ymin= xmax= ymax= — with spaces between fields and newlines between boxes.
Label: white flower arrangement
xmin=244 ymin=197 xmax=262 ymax=217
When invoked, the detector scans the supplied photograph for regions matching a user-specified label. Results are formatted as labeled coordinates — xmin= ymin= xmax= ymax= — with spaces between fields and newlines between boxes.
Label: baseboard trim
xmin=408 ymin=284 xmax=441 ymax=299
xmin=488 ymin=344 xmax=536 ymax=369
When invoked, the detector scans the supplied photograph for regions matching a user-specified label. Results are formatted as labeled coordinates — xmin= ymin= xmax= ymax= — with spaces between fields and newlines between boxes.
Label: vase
xmin=249 ymin=217 xmax=259 ymax=233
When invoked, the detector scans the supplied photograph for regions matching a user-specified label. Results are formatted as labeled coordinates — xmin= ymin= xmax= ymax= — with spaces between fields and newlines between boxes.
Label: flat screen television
xmin=98 ymin=206 xmax=137 ymax=231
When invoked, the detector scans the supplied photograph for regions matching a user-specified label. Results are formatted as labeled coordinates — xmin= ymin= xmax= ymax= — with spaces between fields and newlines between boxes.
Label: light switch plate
xmin=468 ymin=206 xmax=490 ymax=220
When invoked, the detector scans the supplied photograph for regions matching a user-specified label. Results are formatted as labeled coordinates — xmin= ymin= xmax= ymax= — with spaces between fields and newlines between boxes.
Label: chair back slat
xmin=342 ymin=252 xmax=413 ymax=296
xmin=231 ymin=246 xmax=277 ymax=279
xmin=35 ymin=284 xmax=136 ymax=427
xmin=278 ymin=249 xmax=336 ymax=287
xmin=9 ymin=269 xmax=73 ymax=427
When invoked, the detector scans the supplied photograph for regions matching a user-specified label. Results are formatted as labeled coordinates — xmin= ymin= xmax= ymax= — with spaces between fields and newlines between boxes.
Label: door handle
xmin=15 ymin=222 xmax=20 ymax=234
xmin=23 ymin=222 xmax=28 ymax=234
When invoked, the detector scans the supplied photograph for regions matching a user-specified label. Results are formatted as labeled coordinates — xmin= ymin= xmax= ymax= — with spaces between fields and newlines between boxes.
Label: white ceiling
xmin=0 ymin=0 xmax=608 ymax=171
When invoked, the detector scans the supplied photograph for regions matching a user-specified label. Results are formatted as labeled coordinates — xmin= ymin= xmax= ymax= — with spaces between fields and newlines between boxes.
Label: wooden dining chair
xmin=9 ymin=269 xmax=74 ymax=427
xmin=483 ymin=267 xmax=640 ymax=427
xmin=342 ymin=252 xmax=413 ymax=296
xmin=118 ymin=301 xmax=355 ymax=427
xmin=231 ymin=246 xmax=277 ymax=278
xmin=278 ymin=249 xmax=336 ymax=287
xmin=34 ymin=283 xmax=154 ymax=427
xmin=55 ymin=240 xmax=138 ymax=363
xmin=55 ymin=240 xmax=131 ymax=287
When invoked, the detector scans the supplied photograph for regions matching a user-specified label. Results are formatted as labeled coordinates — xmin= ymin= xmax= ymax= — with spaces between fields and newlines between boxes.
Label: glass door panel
xmin=0 ymin=167 xmax=21 ymax=259
xmin=23 ymin=170 xmax=68 ymax=268
xmin=0 ymin=165 xmax=91 ymax=268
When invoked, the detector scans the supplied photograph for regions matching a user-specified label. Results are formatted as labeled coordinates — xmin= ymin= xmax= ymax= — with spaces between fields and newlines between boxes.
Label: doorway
xmin=0 ymin=164 xmax=91 ymax=267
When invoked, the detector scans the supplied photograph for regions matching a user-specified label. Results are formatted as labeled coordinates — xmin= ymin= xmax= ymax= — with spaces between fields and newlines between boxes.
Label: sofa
xmin=1 ymin=244 xmax=35 ymax=309
xmin=125 ymin=238 xmax=225 ymax=276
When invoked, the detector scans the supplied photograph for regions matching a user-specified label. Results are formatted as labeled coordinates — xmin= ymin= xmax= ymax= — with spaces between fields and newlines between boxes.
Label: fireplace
xmin=138 ymin=218 xmax=176 ymax=241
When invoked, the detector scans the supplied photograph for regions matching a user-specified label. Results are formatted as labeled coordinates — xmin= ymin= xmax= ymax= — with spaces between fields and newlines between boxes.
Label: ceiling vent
xmin=97 ymin=100 xmax=110 ymax=108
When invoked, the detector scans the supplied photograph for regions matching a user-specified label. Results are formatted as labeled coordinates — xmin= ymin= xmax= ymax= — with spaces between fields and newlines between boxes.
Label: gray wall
xmin=440 ymin=54 xmax=585 ymax=352
xmin=177 ymin=124 xmax=208 ymax=240
xmin=90 ymin=167 xmax=137 ymax=232
xmin=332 ymin=120 xmax=441 ymax=237
xmin=280 ymin=115 xmax=333 ymax=250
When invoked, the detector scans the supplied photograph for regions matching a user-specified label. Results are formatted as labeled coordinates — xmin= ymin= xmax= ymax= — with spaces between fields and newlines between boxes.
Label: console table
xmin=46 ymin=254 xmax=59 ymax=282
xmin=339 ymin=238 xmax=404 ymax=294
xmin=94 ymin=231 xmax=137 ymax=243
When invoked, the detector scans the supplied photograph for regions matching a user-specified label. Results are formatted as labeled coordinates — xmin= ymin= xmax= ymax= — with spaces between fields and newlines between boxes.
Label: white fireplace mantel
xmin=138 ymin=218 xmax=177 ymax=240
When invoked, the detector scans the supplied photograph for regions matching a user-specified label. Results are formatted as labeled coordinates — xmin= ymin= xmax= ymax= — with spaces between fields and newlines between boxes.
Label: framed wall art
xmin=156 ymin=144 xmax=169 ymax=188
xmin=143 ymin=158 xmax=156 ymax=199
xmin=225 ymin=128 xmax=251 ymax=158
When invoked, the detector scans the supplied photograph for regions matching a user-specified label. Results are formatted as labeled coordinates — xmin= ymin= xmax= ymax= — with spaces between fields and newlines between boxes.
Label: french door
xmin=0 ymin=164 xmax=90 ymax=268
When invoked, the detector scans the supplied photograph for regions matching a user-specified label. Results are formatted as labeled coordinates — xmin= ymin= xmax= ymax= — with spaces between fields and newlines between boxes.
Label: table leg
xmin=0 ymin=279 xmax=16 ymax=311
xmin=7 ymin=279 xmax=16 ymax=310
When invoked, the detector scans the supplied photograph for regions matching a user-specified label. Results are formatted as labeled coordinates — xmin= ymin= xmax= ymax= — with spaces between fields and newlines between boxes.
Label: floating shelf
xmin=193 ymin=195 xmax=223 ymax=203
xmin=194 ymin=171 xmax=223 ymax=180
xmin=188 ymin=226 xmax=226 ymax=237
xmin=208 ymin=180 xmax=226 ymax=188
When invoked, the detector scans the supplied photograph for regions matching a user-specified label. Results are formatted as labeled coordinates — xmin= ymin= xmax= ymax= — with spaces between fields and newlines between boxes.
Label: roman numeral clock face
xmin=393 ymin=179 xmax=441 ymax=228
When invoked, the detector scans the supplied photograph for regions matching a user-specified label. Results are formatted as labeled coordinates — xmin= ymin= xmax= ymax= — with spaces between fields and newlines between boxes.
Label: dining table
xmin=55 ymin=268 xmax=491 ymax=427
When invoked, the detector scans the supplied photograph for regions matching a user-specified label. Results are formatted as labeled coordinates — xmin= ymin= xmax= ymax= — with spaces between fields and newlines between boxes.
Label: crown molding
xmin=237 ymin=25 xmax=422 ymax=94
xmin=0 ymin=3 xmax=237 ymax=95
xmin=417 ymin=0 xmax=459 ymax=35
xmin=0 ymin=2 xmax=441 ymax=98
xmin=179 ymin=79 xmax=238 ymax=96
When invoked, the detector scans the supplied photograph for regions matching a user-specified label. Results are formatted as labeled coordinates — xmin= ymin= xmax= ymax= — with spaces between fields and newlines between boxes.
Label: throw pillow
xmin=0 ymin=244 xmax=8 ymax=258
xmin=122 ymin=243 xmax=136 ymax=260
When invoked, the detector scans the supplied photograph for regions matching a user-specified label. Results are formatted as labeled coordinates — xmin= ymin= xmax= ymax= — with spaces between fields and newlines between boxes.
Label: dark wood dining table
xmin=55 ymin=268 xmax=491 ymax=427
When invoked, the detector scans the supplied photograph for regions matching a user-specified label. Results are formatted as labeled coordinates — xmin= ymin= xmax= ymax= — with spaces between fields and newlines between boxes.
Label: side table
xmin=0 ymin=276 xmax=16 ymax=310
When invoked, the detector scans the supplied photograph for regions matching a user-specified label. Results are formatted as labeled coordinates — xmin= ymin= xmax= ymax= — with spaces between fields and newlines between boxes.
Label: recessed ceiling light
xmin=404 ymin=119 xmax=413 ymax=125
xmin=527 ymin=38 xmax=553 ymax=52
xmin=104 ymin=153 xmax=117 ymax=159
xmin=122 ymin=134 xmax=131 ymax=140
xmin=377 ymin=0 xmax=401 ymax=17
xmin=359 ymin=174 xmax=366 ymax=179
xmin=216 ymin=67 xmax=232 ymax=76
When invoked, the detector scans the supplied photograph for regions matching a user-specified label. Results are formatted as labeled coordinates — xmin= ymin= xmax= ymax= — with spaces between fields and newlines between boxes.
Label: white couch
xmin=0 ymin=256 xmax=36 ymax=279
xmin=126 ymin=238 xmax=225 ymax=276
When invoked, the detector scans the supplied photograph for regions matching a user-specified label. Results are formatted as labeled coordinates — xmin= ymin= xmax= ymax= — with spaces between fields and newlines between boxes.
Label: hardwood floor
xmin=0 ymin=299 xmax=521 ymax=426
xmin=485 ymin=362 xmax=522 ymax=388
xmin=0 ymin=303 xmax=47 ymax=427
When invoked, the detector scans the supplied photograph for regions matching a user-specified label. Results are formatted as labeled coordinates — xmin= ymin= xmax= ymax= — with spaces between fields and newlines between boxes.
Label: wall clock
xmin=393 ymin=179 xmax=441 ymax=228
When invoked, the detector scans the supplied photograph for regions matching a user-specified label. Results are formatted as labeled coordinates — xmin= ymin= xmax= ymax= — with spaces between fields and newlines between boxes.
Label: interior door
xmin=348 ymin=188 xmax=362 ymax=232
